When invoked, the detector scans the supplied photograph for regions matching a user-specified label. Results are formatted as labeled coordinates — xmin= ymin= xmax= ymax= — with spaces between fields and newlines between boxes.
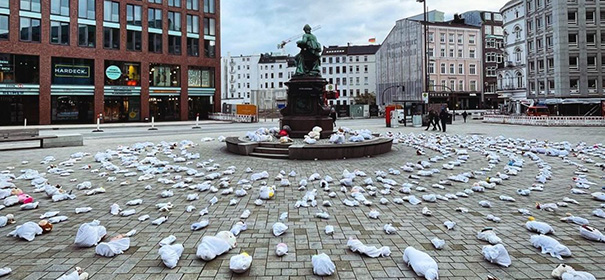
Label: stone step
xmin=258 ymin=142 xmax=292 ymax=148
xmin=254 ymin=147 xmax=289 ymax=155
xmin=249 ymin=152 xmax=290 ymax=159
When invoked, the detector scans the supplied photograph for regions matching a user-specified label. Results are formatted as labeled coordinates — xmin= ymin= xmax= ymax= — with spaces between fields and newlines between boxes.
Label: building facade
xmin=321 ymin=44 xmax=380 ymax=106
xmin=221 ymin=54 xmax=260 ymax=106
xmin=526 ymin=0 xmax=605 ymax=115
xmin=462 ymin=10 xmax=505 ymax=109
xmin=497 ymin=0 xmax=528 ymax=114
xmin=0 ymin=0 xmax=220 ymax=125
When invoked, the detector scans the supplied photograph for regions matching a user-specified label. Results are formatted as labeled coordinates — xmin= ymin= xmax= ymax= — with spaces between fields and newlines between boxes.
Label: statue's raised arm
xmin=294 ymin=24 xmax=322 ymax=77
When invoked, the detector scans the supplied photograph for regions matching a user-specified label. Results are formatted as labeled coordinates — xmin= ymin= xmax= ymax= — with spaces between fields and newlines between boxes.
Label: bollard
xmin=148 ymin=116 xmax=158 ymax=131
xmin=24 ymin=118 xmax=27 ymax=127
xmin=92 ymin=117 xmax=103 ymax=132
xmin=192 ymin=114 xmax=201 ymax=129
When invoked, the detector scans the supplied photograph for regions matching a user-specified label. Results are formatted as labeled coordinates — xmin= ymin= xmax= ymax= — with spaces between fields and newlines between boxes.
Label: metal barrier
xmin=483 ymin=115 xmax=605 ymax=126
xmin=209 ymin=113 xmax=257 ymax=123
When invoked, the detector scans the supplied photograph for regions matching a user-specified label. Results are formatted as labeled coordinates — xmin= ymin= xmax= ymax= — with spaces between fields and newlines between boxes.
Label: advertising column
xmin=0 ymin=53 xmax=40 ymax=125
xmin=103 ymin=61 xmax=142 ymax=122
xmin=50 ymin=57 xmax=95 ymax=124
xmin=149 ymin=64 xmax=181 ymax=121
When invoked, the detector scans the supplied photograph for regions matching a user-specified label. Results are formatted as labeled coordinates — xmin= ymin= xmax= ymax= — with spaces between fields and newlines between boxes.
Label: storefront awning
xmin=188 ymin=88 xmax=215 ymax=96
xmin=543 ymin=98 xmax=604 ymax=105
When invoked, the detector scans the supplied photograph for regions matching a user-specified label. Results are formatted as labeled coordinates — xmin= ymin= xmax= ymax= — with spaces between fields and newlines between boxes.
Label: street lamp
xmin=380 ymin=85 xmax=404 ymax=105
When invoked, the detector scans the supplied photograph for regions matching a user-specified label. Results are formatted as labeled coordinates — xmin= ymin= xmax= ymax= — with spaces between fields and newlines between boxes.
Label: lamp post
xmin=417 ymin=0 xmax=429 ymax=100
xmin=380 ymin=85 xmax=403 ymax=105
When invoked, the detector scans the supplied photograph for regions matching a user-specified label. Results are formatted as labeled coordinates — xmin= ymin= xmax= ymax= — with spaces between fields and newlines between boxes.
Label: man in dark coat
xmin=439 ymin=107 xmax=449 ymax=132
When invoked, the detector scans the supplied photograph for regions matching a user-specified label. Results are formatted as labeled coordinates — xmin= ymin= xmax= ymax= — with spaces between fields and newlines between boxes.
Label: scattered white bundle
xmin=272 ymin=222 xmax=288 ymax=236
xmin=443 ymin=221 xmax=456 ymax=230
xmin=229 ymin=253 xmax=252 ymax=273
xmin=530 ymin=235 xmax=572 ymax=260
xmin=482 ymin=244 xmax=511 ymax=267
xmin=431 ymin=238 xmax=445 ymax=249
xmin=384 ymin=223 xmax=397 ymax=234
xmin=312 ymin=253 xmax=336 ymax=276
xmin=402 ymin=246 xmax=439 ymax=280
xmin=347 ymin=238 xmax=391 ymax=258
xmin=276 ymin=243 xmax=288 ymax=256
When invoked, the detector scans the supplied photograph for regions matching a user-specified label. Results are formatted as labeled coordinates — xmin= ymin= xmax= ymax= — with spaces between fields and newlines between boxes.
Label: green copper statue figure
xmin=294 ymin=24 xmax=322 ymax=77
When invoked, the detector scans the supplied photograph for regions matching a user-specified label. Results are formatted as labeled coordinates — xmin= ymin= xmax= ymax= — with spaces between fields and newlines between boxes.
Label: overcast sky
xmin=220 ymin=0 xmax=511 ymax=57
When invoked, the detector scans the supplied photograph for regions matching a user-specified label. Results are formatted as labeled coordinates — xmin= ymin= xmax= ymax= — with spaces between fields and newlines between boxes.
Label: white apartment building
xmin=321 ymin=45 xmax=380 ymax=105
xmin=221 ymin=53 xmax=294 ymax=110
xmin=497 ymin=0 xmax=528 ymax=114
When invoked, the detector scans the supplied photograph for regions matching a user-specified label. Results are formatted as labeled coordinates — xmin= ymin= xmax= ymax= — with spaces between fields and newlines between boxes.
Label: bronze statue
xmin=294 ymin=24 xmax=322 ymax=76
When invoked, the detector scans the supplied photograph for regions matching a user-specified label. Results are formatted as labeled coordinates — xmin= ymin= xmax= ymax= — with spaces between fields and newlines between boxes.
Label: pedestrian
xmin=330 ymin=107 xmax=337 ymax=127
xmin=425 ymin=110 xmax=434 ymax=131
xmin=432 ymin=110 xmax=441 ymax=131
xmin=439 ymin=107 xmax=449 ymax=132
xmin=462 ymin=111 xmax=468 ymax=123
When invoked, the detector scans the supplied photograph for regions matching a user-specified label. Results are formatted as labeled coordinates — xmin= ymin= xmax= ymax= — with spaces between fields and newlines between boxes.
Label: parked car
xmin=526 ymin=106 xmax=550 ymax=116
xmin=471 ymin=112 xmax=484 ymax=120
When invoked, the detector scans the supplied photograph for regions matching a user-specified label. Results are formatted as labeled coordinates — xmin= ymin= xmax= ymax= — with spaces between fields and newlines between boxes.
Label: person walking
xmin=432 ymin=110 xmax=441 ymax=131
xmin=462 ymin=111 xmax=468 ymax=123
xmin=330 ymin=107 xmax=337 ymax=127
xmin=439 ymin=107 xmax=449 ymax=132
xmin=425 ymin=110 xmax=434 ymax=131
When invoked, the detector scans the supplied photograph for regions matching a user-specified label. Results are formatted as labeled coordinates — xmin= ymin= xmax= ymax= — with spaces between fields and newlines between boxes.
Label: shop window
xmin=126 ymin=4 xmax=142 ymax=26
xmin=149 ymin=33 xmax=162 ymax=53
xmin=50 ymin=0 xmax=69 ymax=16
xmin=187 ymin=38 xmax=199 ymax=56
xmin=78 ymin=24 xmax=95 ymax=47
xmin=187 ymin=15 xmax=199 ymax=33
xmin=150 ymin=64 xmax=180 ymax=87
xmin=148 ymin=8 xmax=162 ymax=29
xmin=50 ymin=21 xmax=69 ymax=45
xmin=0 ymin=53 xmax=40 ymax=84
xmin=204 ymin=39 xmax=215 ymax=58
xmin=168 ymin=12 xmax=181 ymax=31
xmin=51 ymin=96 xmax=94 ymax=123
xmin=104 ymin=61 xmax=141 ymax=86
xmin=203 ymin=17 xmax=215 ymax=36
xmin=103 ymin=1 xmax=119 ymax=23
xmin=20 ymin=0 xmax=40 ymax=12
xmin=168 ymin=0 xmax=181 ymax=7
xmin=0 ymin=15 xmax=8 ymax=40
xmin=126 ymin=30 xmax=142 ymax=51
xmin=169 ymin=35 xmax=182 ymax=55
xmin=78 ymin=0 xmax=95 ymax=20
xmin=186 ymin=0 xmax=199 ymax=10
xmin=204 ymin=0 xmax=215 ymax=13
xmin=103 ymin=27 xmax=120 ymax=49
xmin=188 ymin=67 xmax=214 ymax=88
xmin=19 ymin=17 xmax=41 ymax=42
xmin=104 ymin=96 xmax=140 ymax=122
xmin=52 ymin=57 xmax=94 ymax=85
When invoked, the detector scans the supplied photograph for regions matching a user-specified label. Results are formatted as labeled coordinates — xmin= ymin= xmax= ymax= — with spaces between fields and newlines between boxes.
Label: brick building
xmin=0 ymin=0 xmax=220 ymax=125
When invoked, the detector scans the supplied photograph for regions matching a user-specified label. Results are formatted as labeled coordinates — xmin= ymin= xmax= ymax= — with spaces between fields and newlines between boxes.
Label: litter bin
xmin=412 ymin=115 xmax=422 ymax=127
xmin=391 ymin=111 xmax=399 ymax=128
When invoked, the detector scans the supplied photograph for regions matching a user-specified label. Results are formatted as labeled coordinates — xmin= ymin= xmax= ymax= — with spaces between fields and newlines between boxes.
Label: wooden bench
xmin=0 ymin=128 xmax=58 ymax=149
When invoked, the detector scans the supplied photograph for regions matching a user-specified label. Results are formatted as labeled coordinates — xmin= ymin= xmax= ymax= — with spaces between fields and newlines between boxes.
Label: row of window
xmin=429 ymin=63 xmax=478 ymax=75
xmin=0 ymin=53 xmax=215 ymax=88
xmin=428 ymin=47 xmax=477 ymax=59
xmin=326 ymin=77 xmax=370 ymax=87
xmin=528 ymin=79 xmax=602 ymax=93
xmin=2 ymin=15 xmax=214 ymax=57
xmin=12 ymin=0 xmax=214 ymax=15
xmin=321 ymin=65 xmax=369 ymax=75
xmin=429 ymin=80 xmax=480 ymax=92
xmin=322 ymin=56 xmax=369 ymax=64
xmin=429 ymin=32 xmax=477 ymax=45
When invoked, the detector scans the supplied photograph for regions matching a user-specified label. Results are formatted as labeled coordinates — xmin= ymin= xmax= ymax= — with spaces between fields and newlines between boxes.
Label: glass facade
xmin=104 ymin=61 xmax=141 ymax=86
xmin=0 ymin=53 xmax=39 ymax=84
xmin=50 ymin=21 xmax=69 ymax=45
xmin=78 ymin=24 xmax=95 ymax=47
xmin=0 ymin=96 xmax=39 ymax=125
xmin=150 ymin=64 xmax=180 ymax=87
xmin=150 ymin=96 xmax=180 ymax=121
xmin=0 ymin=15 xmax=8 ymax=40
xmin=51 ymin=57 xmax=94 ymax=85
xmin=104 ymin=96 xmax=140 ymax=122
xmin=51 ymin=96 xmax=93 ymax=123
xmin=19 ymin=17 xmax=41 ymax=42
xmin=188 ymin=67 xmax=214 ymax=88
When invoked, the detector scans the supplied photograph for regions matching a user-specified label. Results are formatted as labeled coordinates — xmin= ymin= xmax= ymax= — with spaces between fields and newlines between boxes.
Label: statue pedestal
xmin=280 ymin=76 xmax=333 ymax=138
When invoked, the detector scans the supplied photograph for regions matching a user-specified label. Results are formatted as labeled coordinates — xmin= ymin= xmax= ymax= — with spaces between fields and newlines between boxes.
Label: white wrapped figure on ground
xmin=551 ymin=264 xmax=596 ymax=280
xmin=196 ymin=231 xmax=237 ymax=261
xmin=95 ymin=235 xmax=130 ymax=257
xmin=0 ymin=267 xmax=11 ymax=277
xmin=7 ymin=222 xmax=43 ymax=241
xmin=229 ymin=252 xmax=252 ymax=273
xmin=403 ymin=246 xmax=439 ymax=280
xmin=525 ymin=217 xmax=555 ymax=234
xmin=482 ymin=244 xmax=512 ymax=267
xmin=530 ymin=234 xmax=572 ymax=260
xmin=347 ymin=237 xmax=391 ymax=258
xmin=158 ymin=237 xmax=184 ymax=269
xmin=74 ymin=220 xmax=107 ymax=247
xmin=579 ymin=225 xmax=605 ymax=242
xmin=312 ymin=253 xmax=336 ymax=276
xmin=56 ymin=267 xmax=89 ymax=280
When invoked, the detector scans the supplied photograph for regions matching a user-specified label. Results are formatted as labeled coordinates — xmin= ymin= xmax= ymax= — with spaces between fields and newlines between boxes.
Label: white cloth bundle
xmin=325 ymin=225 xmax=334 ymax=235
xmin=75 ymin=207 xmax=92 ymax=214
xmin=191 ymin=220 xmax=209 ymax=231
xmin=259 ymin=186 xmax=274 ymax=200
xmin=95 ymin=238 xmax=131 ymax=257
xmin=482 ymin=244 xmax=511 ymax=267
xmin=312 ymin=253 xmax=336 ymax=276
xmin=52 ymin=193 xmax=76 ymax=202
xmin=552 ymin=264 xmax=597 ymax=280
xmin=196 ymin=236 xmax=231 ymax=261
xmin=3 ymin=196 xmax=18 ymax=206
xmin=48 ymin=216 xmax=68 ymax=224
xmin=230 ymin=222 xmax=247 ymax=236
xmin=7 ymin=222 xmax=43 ymax=241
xmin=229 ymin=253 xmax=252 ymax=273
xmin=0 ymin=267 xmax=11 ymax=277
xmin=477 ymin=229 xmax=502 ymax=244
xmin=151 ymin=216 xmax=168 ymax=225
xmin=56 ymin=270 xmax=81 ymax=280
xmin=530 ymin=235 xmax=572 ymax=260
xmin=159 ymin=244 xmax=184 ymax=269
xmin=272 ymin=222 xmax=288 ymax=236
xmin=526 ymin=221 xmax=555 ymax=234
xmin=443 ymin=221 xmax=456 ymax=230
xmin=384 ymin=223 xmax=397 ymax=234
xmin=120 ymin=209 xmax=136 ymax=217
xmin=126 ymin=199 xmax=142 ymax=206
xmin=74 ymin=220 xmax=107 ymax=247
xmin=403 ymin=246 xmax=439 ymax=280
xmin=347 ymin=238 xmax=391 ymax=258
xmin=275 ymin=243 xmax=288 ymax=256
xmin=579 ymin=226 xmax=605 ymax=242
xmin=431 ymin=238 xmax=445 ymax=249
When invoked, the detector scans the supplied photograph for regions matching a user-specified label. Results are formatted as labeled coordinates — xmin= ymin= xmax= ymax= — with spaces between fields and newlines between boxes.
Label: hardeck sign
xmin=54 ymin=64 xmax=90 ymax=78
